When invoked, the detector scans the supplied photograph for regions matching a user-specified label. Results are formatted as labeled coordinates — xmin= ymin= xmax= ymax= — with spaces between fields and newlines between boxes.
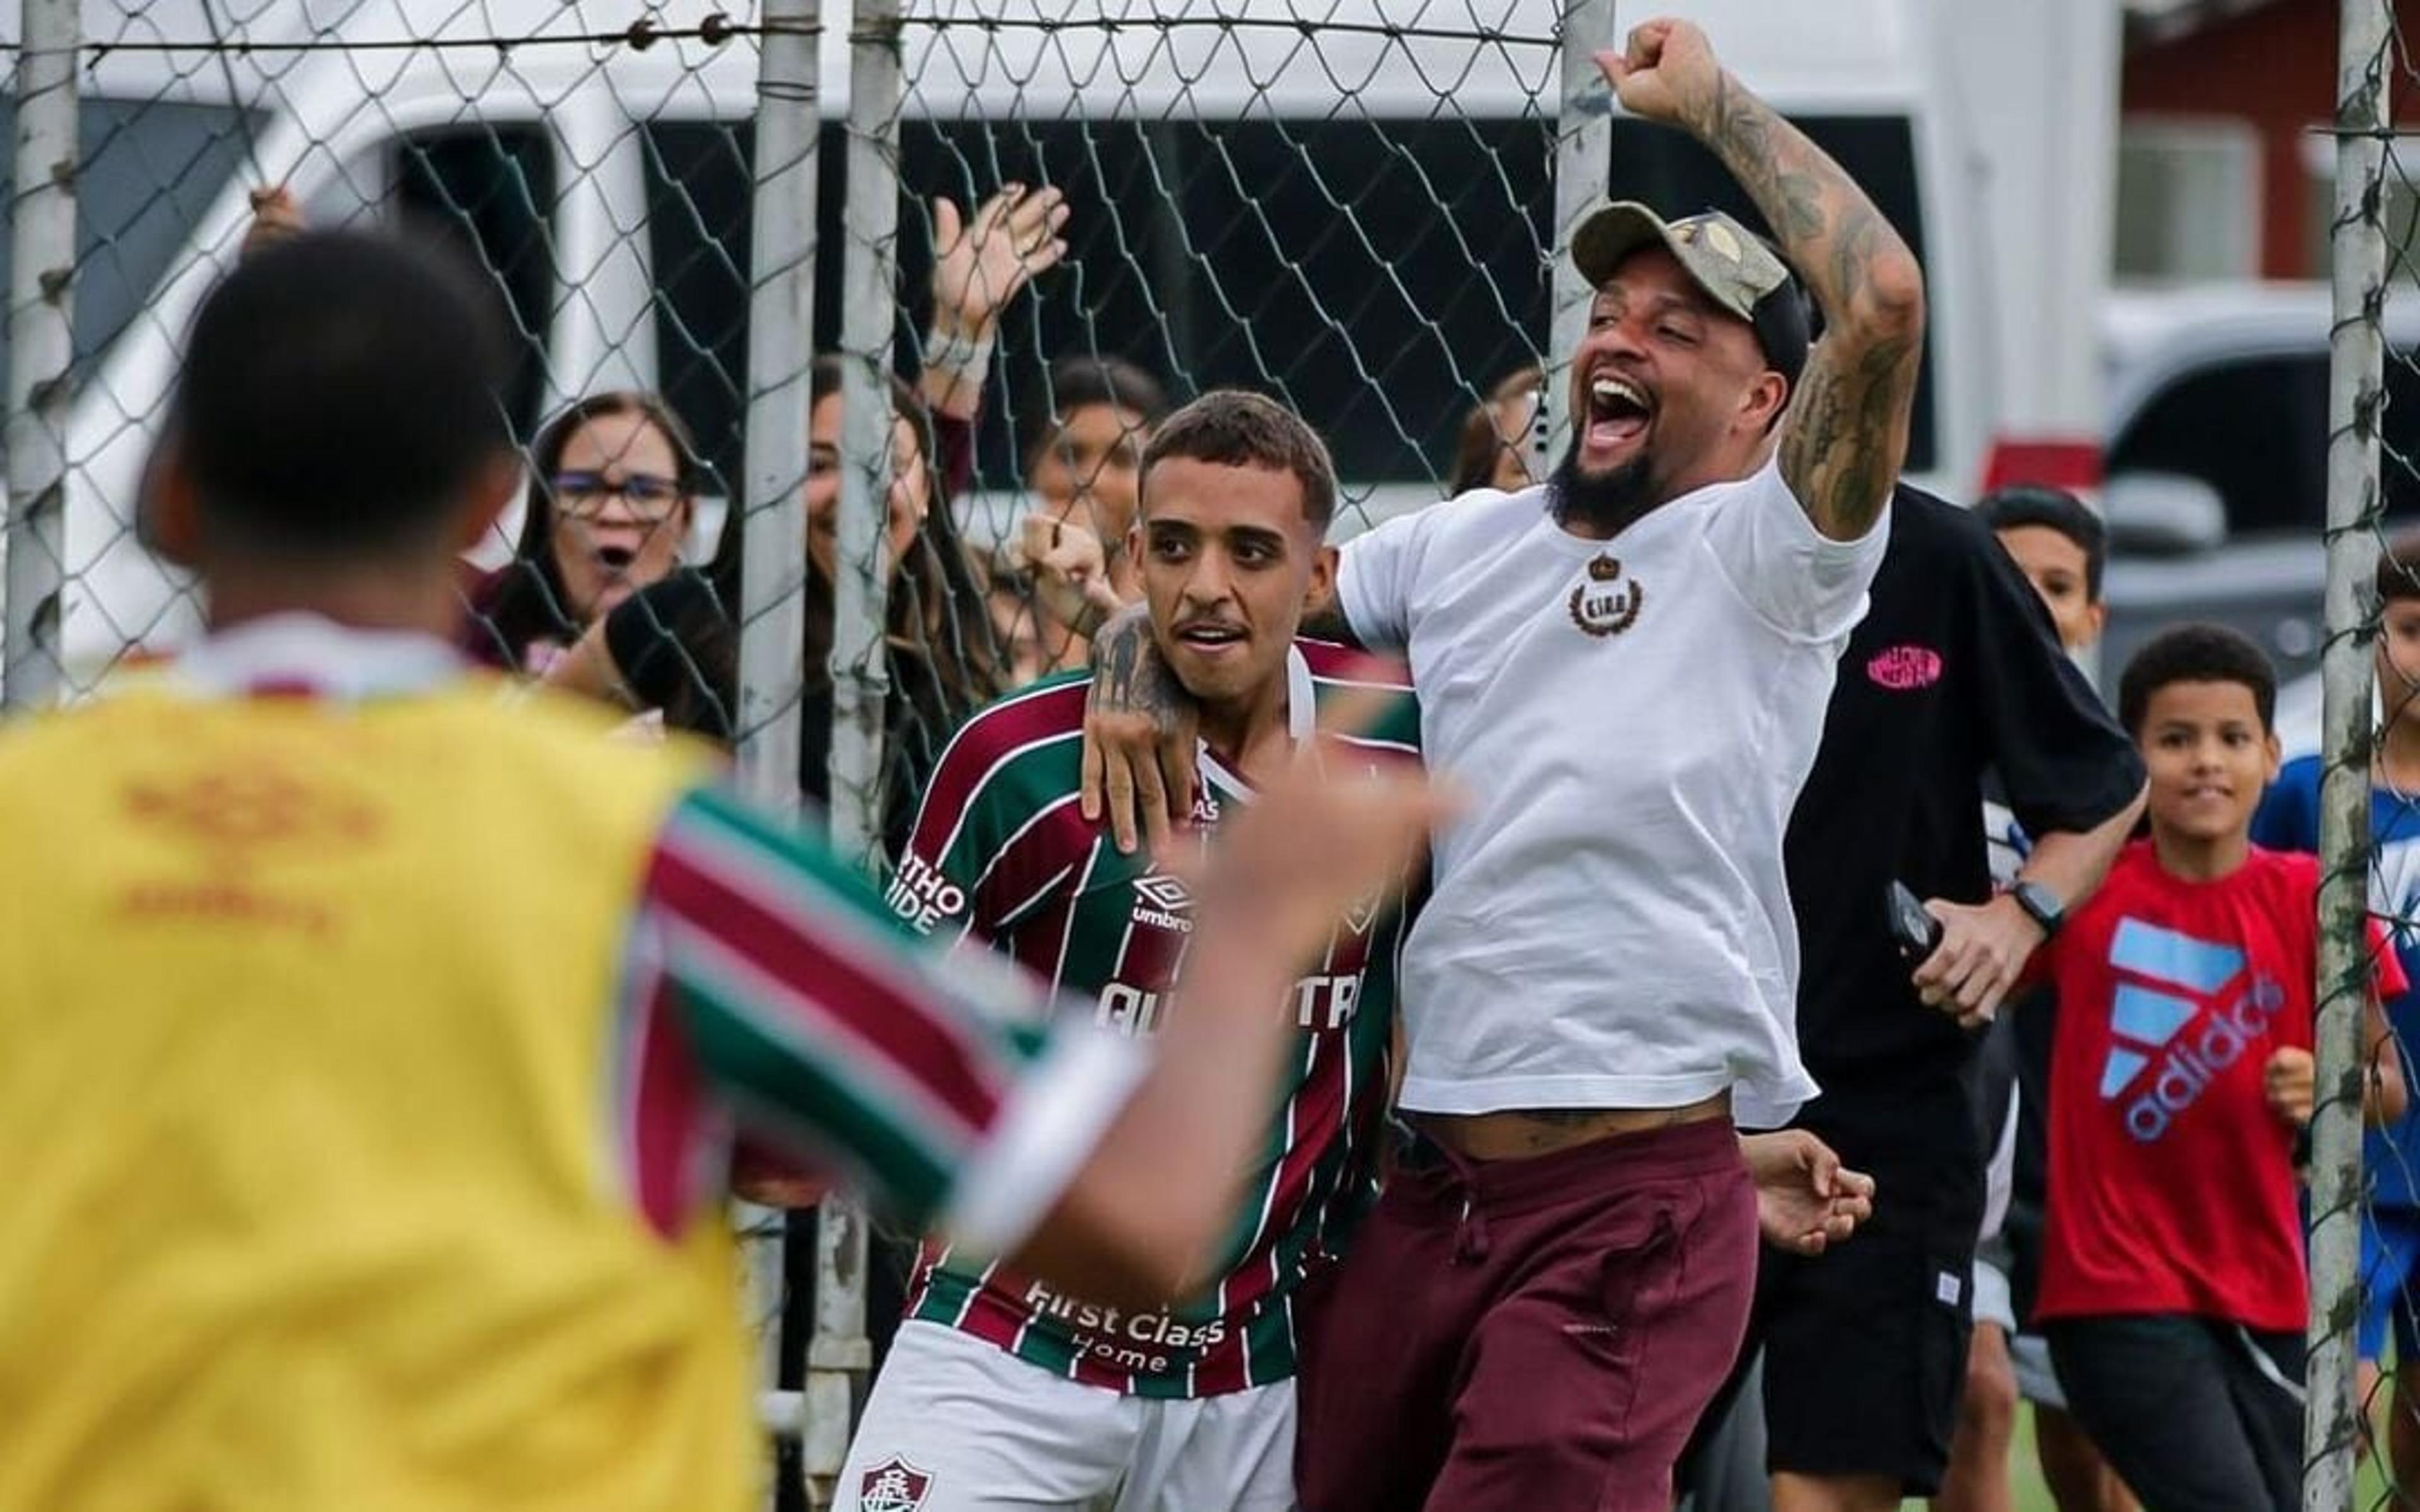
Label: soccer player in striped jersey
xmin=0 ymin=232 xmax=1445 ymax=1512
xmin=835 ymin=392 xmax=1417 ymax=1512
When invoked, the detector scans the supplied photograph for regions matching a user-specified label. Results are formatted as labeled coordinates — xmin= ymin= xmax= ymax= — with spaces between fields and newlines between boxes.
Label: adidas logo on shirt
xmin=2102 ymin=918 xmax=2286 ymax=1143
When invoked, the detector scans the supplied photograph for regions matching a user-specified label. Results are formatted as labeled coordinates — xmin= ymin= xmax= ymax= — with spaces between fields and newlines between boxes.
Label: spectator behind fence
xmin=549 ymin=358 xmax=998 ymax=857
xmin=543 ymin=178 xmax=1068 ymax=833
xmin=240 ymin=185 xmax=305 ymax=258
xmin=2003 ymin=625 xmax=2405 ymax=1512
xmin=923 ymin=186 xmax=1072 ymax=504
xmin=1443 ymin=364 xmax=1545 ymax=496
xmin=2252 ymin=526 xmax=2420 ymax=1504
xmin=233 ymin=185 xmax=710 ymax=684
xmin=461 ymin=391 xmax=710 ymax=677
xmin=0 ymin=226 xmax=1451 ymax=1512
xmin=1018 ymin=355 xmax=1169 ymax=668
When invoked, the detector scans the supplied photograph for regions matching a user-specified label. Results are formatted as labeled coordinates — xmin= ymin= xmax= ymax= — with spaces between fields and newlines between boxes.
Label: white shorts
xmin=2008 ymin=1328 xmax=2070 ymax=1411
xmin=1971 ymin=1255 xmax=2017 ymax=1334
xmin=836 ymin=1320 xmax=1298 ymax=1512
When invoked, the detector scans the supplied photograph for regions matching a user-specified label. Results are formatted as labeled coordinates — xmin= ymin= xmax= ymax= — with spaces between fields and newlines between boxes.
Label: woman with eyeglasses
xmin=546 ymin=185 xmax=1066 ymax=834
xmin=461 ymin=391 xmax=708 ymax=676
xmin=550 ymin=358 xmax=996 ymax=835
xmin=224 ymin=188 xmax=712 ymax=681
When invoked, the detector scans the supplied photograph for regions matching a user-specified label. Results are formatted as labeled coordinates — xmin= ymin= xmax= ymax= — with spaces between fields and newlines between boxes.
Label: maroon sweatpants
xmin=1294 ymin=1116 xmax=1758 ymax=1512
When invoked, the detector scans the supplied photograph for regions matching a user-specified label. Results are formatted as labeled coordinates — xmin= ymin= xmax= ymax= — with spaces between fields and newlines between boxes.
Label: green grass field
xmin=1949 ymin=1402 xmax=2400 ymax=1511
xmin=2005 ymin=1405 xmax=2054 ymax=1512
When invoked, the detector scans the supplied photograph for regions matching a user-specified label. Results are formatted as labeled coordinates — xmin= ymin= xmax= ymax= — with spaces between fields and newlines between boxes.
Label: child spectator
xmin=2007 ymin=624 xmax=2406 ymax=1511
xmin=2252 ymin=526 xmax=2420 ymax=1495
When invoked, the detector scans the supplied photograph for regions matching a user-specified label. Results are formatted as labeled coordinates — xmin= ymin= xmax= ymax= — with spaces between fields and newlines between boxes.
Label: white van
xmin=2099 ymin=280 xmax=2420 ymax=692
xmin=9 ymin=0 xmax=2101 ymax=683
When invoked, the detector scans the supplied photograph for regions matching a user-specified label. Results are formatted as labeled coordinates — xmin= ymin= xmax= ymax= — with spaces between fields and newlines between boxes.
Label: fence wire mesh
xmin=50 ymin=4 xmax=2391 ymax=1510
xmin=2315 ymin=4 xmax=2420 ymax=1509
xmin=16 ymin=0 xmax=2420 ymax=1503
xmin=0 ymin=4 xmax=1586 ymax=1506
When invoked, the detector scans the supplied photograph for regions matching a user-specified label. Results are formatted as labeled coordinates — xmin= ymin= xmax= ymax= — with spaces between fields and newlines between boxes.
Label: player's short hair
xmin=1020 ymin=355 xmax=1170 ymax=471
xmin=1975 ymin=484 xmax=2107 ymax=602
xmin=2376 ymin=527 xmax=2420 ymax=607
xmin=174 ymin=229 xmax=512 ymax=561
xmin=1140 ymin=390 xmax=1338 ymax=534
xmin=2118 ymin=622 xmax=2276 ymax=736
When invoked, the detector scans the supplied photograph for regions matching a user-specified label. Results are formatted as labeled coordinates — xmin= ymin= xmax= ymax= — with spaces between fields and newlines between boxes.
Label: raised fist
xmin=1593 ymin=18 xmax=1727 ymax=134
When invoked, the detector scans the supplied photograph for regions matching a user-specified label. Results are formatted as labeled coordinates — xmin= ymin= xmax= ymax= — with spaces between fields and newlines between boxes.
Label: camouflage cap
xmin=1570 ymin=202 xmax=1810 ymax=386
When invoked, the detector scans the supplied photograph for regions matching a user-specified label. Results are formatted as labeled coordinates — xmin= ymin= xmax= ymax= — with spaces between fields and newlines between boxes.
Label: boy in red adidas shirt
xmin=1939 ymin=623 xmax=2404 ymax=1510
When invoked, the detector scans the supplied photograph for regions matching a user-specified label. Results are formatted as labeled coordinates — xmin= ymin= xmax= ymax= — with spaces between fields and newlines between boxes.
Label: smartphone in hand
xmin=1886 ymin=881 xmax=1943 ymax=965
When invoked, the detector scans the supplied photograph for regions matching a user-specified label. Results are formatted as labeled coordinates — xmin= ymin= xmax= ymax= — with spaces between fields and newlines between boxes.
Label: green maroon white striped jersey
xmin=882 ymin=641 xmax=1421 ymax=1397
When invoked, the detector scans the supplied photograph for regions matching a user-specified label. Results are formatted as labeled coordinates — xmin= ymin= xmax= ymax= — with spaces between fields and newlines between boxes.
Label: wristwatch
xmin=2010 ymin=879 xmax=2064 ymax=940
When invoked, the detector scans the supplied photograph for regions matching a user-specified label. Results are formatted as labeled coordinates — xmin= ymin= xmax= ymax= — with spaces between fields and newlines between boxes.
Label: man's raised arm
xmin=1600 ymin=19 xmax=1925 ymax=542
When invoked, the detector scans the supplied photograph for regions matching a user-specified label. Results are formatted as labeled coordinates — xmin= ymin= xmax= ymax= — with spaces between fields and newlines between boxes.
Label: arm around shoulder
xmin=1330 ymin=498 xmax=1448 ymax=653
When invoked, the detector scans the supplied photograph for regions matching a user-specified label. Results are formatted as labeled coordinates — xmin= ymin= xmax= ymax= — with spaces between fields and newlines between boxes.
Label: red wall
xmin=2123 ymin=0 xmax=2420 ymax=278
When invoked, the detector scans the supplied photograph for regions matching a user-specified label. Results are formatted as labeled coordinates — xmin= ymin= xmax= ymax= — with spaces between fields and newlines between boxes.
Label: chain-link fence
xmin=2312 ymin=3 xmax=2420 ymax=1509
xmin=0 ymin=3 xmax=1603 ymax=1505
xmin=41 ymin=4 xmax=2354 ymax=1510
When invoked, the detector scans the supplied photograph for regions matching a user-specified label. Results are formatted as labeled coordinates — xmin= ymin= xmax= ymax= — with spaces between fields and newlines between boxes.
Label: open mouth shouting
xmin=1582 ymin=370 xmax=1653 ymax=463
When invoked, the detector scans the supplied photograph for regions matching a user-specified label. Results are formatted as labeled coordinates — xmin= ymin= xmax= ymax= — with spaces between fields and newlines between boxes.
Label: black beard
xmin=1548 ymin=439 xmax=1656 ymax=535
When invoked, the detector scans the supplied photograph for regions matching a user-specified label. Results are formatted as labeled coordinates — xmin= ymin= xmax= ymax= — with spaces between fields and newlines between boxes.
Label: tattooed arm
xmin=1080 ymin=580 xmax=1363 ymax=850
xmin=1081 ymin=605 xmax=1201 ymax=856
xmin=1598 ymin=20 xmax=1923 ymax=542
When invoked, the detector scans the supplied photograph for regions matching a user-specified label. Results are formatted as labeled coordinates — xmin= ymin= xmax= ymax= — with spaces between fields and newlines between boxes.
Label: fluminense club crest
xmin=859 ymin=1455 xmax=934 ymax=1512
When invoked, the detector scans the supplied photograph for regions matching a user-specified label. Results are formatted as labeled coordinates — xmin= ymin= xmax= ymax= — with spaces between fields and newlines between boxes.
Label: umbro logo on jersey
xmin=1131 ymin=872 xmax=1193 ymax=934
xmin=859 ymin=1455 xmax=933 ymax=1512
xmin=2102 ymin=918 xmax=2285 ymax=1142
xmin=1133 ymin=874 xmax=1191 ymax=912
xmin=1344 ymin=891 xmax=1381 ymax=935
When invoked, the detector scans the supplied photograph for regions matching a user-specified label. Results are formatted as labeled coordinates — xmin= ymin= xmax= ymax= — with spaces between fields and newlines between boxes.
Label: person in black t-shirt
xmin=1683 ymin=483 xmax=2145 ymax=1512
xmin=1950 ymin=487 xmax=2140 ymax=1512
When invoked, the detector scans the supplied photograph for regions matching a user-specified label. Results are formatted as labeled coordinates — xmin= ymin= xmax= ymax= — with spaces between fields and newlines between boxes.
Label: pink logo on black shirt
xmin=1867 ymin=644 xmax=1943 ymax=691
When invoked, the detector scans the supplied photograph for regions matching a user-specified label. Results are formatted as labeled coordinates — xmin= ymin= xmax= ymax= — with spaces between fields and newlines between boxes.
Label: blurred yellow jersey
xmin=0 ymin=662 xmax=757 ymax=1511
xmin=0 ymin=619 xmax=1109 ymax=1512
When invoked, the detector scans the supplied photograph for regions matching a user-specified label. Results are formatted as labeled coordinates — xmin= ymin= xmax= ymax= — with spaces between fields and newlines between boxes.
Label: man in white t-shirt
xmin=1081 ymin=18 xmax=1923 ymax=1511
